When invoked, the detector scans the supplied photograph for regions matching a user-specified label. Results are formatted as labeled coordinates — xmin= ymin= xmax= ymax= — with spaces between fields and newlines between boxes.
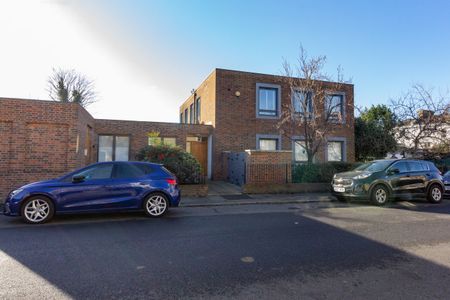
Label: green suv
xmin=332 ymin=159 xmax=444 ymax=205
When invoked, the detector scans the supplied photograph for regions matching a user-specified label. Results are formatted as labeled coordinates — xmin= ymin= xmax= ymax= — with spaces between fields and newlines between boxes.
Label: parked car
xmin=3 ymin=161 xmax=180 ymax=224
xmin=331 ymin=159 xmax=444 ymax=205
xmin=443 ymin=171 xmax=450 ymax=194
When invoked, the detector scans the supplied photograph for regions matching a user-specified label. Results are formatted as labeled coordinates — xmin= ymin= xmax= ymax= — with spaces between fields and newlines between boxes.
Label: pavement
xmin=181 ymin=192 xmax=334 ymax=207
xmin=1 ymin=197 xmax=450 ymax=299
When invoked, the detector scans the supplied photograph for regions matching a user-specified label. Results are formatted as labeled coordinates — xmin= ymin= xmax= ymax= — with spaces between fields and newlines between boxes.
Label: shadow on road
xmin=1 ymin=209 xmax=450 ymax=298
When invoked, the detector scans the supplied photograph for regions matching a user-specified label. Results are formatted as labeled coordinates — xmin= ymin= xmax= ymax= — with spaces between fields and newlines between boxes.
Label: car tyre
xmin=144 ymin=193 xmax=169 ymax=218
xmin=427 ymin=184 xmax=443 ymax=204
xmin=21 ymin=196 xmax=54 ymax=224
xmin=371 ymin=185 xmax=389 ymax=206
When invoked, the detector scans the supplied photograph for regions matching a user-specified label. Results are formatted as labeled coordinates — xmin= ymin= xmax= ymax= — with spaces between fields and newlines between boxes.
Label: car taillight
xmin=166 ymin=179 xmax=177 ymax=185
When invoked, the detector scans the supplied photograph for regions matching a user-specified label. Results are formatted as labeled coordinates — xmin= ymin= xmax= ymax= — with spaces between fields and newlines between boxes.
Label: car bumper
xmin=3 ymin=197 xmax=20 ymax=217
xmin=331 ymin=182 xmax=370 ymax=199
xmin=169 ymin=187 xmax=181 ymax=207
xmin=445 ymin=184 xmax=450 ymax=193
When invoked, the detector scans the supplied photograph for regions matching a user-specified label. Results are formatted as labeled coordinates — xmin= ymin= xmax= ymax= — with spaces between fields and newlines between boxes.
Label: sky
xmin=1 ymin=0 xmax=449 ymax=122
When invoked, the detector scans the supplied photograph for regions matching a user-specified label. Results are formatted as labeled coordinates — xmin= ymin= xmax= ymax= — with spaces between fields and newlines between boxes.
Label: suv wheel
xmin=371 ymin=185 xmax=389 ymax=206
xmin=427 ymin=184 xmax=443 ymax=204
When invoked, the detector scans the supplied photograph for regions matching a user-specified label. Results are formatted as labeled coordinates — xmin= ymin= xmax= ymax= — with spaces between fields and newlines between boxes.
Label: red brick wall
xmin=245 ymin=150 xmax=293 ymax=184
xmin=0 ymin=98 xmax=94 ymax=199
xmin=179 ymin=70 xmax=216 ymax=126
xmin=209 ymin=69 xmax=354 ymax=180
xmin=94 ymin=119 xmax=212 ymax=161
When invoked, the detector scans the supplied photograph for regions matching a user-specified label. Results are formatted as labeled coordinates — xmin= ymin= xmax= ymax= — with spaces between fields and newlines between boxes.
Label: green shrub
xmin=292 ymin=162 xmax=361 ymax=183
xmin=136 ymin=145 xmax=202 ymax=184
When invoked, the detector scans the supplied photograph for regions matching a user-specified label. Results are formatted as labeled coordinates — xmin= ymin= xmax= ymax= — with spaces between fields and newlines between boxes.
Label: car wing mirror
xmin=72 ymin=175 xmax=86 ymax=183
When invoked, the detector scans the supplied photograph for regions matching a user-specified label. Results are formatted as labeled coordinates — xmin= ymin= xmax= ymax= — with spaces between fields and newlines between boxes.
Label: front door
xmin=190 ymin=140 xmax=208 ymax=176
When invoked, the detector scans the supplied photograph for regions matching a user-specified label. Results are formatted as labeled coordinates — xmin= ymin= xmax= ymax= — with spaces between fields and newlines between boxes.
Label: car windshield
xmin=353 ymin=160 xmax=393 ymax=172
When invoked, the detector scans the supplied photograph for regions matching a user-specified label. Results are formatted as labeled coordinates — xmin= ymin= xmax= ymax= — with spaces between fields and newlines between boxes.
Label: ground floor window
xmin=327 ymin=141 xmax=344 ymax=161
xmin=257 ymin=135 xmax=280 ymax=151
xmin=148 ymin=137 xmax=177 ymax=147
xmin=293 ymin=140 xmax=308 ymax=162
xmin=98 ymin=135 xmax=130 ymax=162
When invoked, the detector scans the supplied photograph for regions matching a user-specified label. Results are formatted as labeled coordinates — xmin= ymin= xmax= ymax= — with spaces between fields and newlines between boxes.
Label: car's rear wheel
xmin=427 ymin=184 xmax=443 ymax=204
xmin=144 ymin=193 xmax=169 ymax=217
xmin=21 ymin=196 xmax=54 ymax=224
xmin=371 ymin=185 xmax=389 ymax=206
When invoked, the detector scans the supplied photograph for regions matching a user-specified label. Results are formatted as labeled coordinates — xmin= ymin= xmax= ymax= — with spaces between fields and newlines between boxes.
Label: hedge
xmin=136 ymin=145 xmax=202 ymax=184
xmin=292 ymin=162 xmax=362 ymax=183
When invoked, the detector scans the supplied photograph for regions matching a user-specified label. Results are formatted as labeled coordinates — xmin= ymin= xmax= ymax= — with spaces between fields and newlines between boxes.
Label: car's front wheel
xmin=144 ymin=193 xmax=169 ymax=217
xmin=371 ymin=185 xmax=389 ymax=206
xmin=21 ymin=196 xmax=54 ymax=224
xmin=427 ymin=184 xmax=443 ymax=204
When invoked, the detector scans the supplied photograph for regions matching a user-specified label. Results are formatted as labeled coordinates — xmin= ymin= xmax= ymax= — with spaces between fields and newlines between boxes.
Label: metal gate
xmin=227 ymin=152 xmax=246 ymax=186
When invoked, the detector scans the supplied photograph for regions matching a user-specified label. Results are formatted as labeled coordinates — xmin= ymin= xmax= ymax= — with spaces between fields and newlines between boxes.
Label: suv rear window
xmin=409 ymin=161 xmax=427 ymax=172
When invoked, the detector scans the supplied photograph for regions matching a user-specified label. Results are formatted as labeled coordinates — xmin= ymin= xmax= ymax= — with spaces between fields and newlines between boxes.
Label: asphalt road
xmin=1 ymin=199 xmax=450 ymax=299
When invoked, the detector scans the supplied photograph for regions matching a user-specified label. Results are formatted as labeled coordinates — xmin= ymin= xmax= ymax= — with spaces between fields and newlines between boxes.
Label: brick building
xmin=180 ymin=68 xmax=355 ymax=180
xmin=0 ymin=68 xmax=354 ymax=198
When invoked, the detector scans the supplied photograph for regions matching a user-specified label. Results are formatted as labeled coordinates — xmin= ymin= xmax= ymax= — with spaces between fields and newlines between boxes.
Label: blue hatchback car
xmin=3 ymin=161 xmax=181 ymax=224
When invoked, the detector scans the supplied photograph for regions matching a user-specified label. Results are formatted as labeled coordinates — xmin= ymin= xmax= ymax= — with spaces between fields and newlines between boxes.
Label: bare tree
xmin=276 ymin=45 xmax=351 ymax=164
xmin=391 ymin=84 xmax=450 ymax=157
xmin=47 ymin=68 xmax=96 ymax=107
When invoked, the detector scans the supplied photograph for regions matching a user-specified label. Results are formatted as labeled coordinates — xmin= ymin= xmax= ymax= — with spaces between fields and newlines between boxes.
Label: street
xmin=1 ymin=199 xmax=450 ymax=299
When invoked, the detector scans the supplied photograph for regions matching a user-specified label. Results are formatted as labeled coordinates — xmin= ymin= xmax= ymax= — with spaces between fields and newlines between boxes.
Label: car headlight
xmin=10 ymin=188 xmax=24 ymax=197
xmin=353 ymin=173 xmax=372 ymax=180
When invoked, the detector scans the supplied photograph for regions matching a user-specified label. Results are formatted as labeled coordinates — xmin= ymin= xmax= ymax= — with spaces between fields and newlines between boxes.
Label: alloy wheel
xmin=431 ymin=187 xmax=442 ymax=202
xmin=145 ymin=195 xmax=168 ymax=217
xmin=375 ymin=188 xmax=387 ymax=204
xmin=24 ymin=199 xmax=50 ymax=223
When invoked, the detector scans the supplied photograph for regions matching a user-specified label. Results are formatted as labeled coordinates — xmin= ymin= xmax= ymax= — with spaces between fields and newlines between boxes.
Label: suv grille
xmin=333 ymin=178 xmax=353 ymax=186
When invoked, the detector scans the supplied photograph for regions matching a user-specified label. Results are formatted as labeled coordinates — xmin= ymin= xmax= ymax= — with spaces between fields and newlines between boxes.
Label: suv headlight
xmin=353 ymin=173 xmax=372 ymax=180
xmin=10 ymin=188 xmax=24 ymax=197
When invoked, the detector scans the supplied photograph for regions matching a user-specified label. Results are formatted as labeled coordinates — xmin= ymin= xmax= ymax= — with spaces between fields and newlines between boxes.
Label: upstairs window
xmin=293 ymin=90 xmax=313 ymax=118
xmin=325 ymin=94 xmax=344 ymax=122
xmin=195 ymin=98 xmax=201 ymax=124
xmin=184 ymin=108 xmax=188 ymax=124
xmin=257 ymin=85 xmax=279 ymax=117
xmin=189 ymin=103 xmax=194 ymax=124
xmin=180 ymin=113 xmax=183 ymax=124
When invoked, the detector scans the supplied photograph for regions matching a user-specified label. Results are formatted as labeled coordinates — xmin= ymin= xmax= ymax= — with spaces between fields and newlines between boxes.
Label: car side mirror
xmin=72 ymin=175 xmax=86 ymax=183
xmin=388 ymin=168 xmax=400 ymax=175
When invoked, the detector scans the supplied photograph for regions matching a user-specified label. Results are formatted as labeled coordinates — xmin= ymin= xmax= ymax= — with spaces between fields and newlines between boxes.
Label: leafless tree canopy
xmin=47 ymin=68 xmax=96 ymax=107
xmin=392 ymin=84 xmax=450 ymax=156
xmin=277 ymin=45 xmax=351 ymax=163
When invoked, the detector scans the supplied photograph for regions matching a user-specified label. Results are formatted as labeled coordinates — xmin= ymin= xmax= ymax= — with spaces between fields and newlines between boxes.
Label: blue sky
xmin=1 ymin=0 xmax=449 ymax=121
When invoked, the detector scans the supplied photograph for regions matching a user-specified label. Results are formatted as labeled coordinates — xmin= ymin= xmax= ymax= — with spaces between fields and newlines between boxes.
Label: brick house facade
xmin=0 ymin=68 xmax=354 ymax=198
xmin=180 ymin=68 xmax=355 ymax=180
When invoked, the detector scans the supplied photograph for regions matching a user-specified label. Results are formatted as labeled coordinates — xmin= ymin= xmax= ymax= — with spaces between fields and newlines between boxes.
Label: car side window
xmin=409 ymin=161 xmax=425 ymax=172
xmin=74 ymin=164 xmax=113 ymax=181
xmin=390 ymin=161 xmax=409 ymax=173
xmin=114 ymin=163 xmax=147 ymax=179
